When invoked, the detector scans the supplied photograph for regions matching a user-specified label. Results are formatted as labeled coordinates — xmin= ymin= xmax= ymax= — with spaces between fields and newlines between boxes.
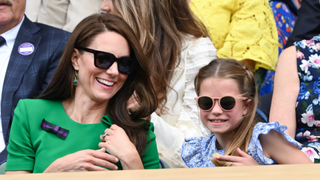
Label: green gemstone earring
xmin=73 ymin=71 xmax=78 ymax=85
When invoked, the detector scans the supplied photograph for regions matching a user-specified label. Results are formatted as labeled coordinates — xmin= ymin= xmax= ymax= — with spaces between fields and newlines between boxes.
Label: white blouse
xmin=151 ymin=35 xmax=217 ymax=168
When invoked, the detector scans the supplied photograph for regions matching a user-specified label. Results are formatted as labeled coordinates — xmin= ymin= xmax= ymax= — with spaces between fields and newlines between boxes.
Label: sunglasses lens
xmin=95 ymin=52 xmax=114 ymax=69
xmin=220 ymin=96 xmax=236 ymax=110
xmin=118 ymin=58 xmax=137 ymax=74
xmin=95 ymin=53 xmax=136 ymax=74
xmin=198 ymin=96 xmax=213 ymax=111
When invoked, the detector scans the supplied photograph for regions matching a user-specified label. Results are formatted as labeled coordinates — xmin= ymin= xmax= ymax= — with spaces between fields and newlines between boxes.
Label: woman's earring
xmin=73 ymin=71 xmax=78 ymax=85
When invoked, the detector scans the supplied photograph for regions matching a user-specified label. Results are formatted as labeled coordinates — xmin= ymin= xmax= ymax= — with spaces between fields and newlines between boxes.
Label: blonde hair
xmin=194 ymin=59 xmax=258 ymax=166
xmin=112 ymin=0 xmax=209 ymax=113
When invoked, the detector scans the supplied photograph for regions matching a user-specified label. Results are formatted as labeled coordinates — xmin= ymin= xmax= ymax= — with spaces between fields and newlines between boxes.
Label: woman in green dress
xmin=5 ymin=13 xmax=160 ymax=173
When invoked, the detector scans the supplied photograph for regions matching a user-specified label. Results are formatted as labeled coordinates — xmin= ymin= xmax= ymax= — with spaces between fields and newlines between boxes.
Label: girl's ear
xmin=71 ymin=48 xmax=81 ymax=70
xmin=243 ymin=99 xmax=252 ymax=116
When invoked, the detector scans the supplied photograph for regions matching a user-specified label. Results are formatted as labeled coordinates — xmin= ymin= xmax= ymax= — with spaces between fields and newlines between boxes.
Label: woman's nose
xmin=106 ymin=62 xmax=119 ymax=75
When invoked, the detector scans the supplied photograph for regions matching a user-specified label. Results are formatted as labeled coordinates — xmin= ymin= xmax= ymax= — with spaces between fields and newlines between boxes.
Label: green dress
xmin=5 ymin=99 xmax=160 ymax=173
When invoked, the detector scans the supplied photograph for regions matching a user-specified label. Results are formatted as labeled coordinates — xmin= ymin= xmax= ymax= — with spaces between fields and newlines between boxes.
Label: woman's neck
xmin=62 ymin=92 xmax=108 ymax=124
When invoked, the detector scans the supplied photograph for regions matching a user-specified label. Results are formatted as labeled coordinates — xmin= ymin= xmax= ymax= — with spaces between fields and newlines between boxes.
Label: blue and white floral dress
xmin=295 ymin=34 xmax=320 ymax=163
xmin=181 ymin=122 xmax=301 ymax=167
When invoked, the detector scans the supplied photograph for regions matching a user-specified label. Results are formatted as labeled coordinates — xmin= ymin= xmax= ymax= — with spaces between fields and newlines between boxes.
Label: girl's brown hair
xmin=38 ymin=13 xmax=158 ymax=156
xmin=112 ymin=0 xmax=209 ymax=113
xmin=194 ymin=58 xmax=258 ymax=166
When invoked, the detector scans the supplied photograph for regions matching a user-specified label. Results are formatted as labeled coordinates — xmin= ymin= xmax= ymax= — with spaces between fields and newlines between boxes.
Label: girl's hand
xmin=216 ymin=148 xmax=259 ymax=166
xmin=99 ymin=125 xmax=144 ymax=169
xmin=44 ymin=148 xmax=119 ymax=172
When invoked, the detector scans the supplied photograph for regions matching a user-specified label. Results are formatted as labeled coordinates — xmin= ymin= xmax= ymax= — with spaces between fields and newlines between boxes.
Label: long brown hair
xmin=112 ymin=0 xmax=209 ymax=113
xmin=38 ymin=13 xmax=158 ymax=156
xmin=194 ymin=59 xmax=258 ymax=166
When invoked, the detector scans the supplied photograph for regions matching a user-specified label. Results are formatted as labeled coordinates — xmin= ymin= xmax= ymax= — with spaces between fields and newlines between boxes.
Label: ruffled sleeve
xmin=181 ymin=135 xmax=217 ymax=168
xmin=248 ymin=122 xmax=302 ymax=164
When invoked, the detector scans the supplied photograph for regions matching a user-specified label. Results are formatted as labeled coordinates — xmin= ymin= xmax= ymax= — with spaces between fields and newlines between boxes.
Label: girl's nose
xmin=210 ymin=100 xmax=223 ymax=114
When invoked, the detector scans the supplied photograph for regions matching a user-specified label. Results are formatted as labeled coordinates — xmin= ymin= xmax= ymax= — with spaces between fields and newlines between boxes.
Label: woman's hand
xmin=43 ymin=148 xmax=119 ymax=172
xmin=99 ymin=125 xmax=144 ymax=169
xmin=216 ymin=148 xmax=259 ymax=166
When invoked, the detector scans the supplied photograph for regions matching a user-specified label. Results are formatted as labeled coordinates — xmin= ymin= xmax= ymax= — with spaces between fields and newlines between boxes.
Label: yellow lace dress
xmin=190 ymin=0 xmax=278 ymax=71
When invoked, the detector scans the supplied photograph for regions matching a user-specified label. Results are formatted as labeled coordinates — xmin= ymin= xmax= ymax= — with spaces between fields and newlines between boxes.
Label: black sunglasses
xmin=195 ymin=96 xmax=248 ymax=111
xmin=77 ymin=47 xmax=137 ymax=75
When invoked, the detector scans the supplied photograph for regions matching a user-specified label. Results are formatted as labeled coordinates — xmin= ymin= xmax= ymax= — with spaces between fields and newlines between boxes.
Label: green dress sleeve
xmin=6 ymin=100 xmax=35 ymax=171
xmin=141 ymin=122 xmax=161 ymax=169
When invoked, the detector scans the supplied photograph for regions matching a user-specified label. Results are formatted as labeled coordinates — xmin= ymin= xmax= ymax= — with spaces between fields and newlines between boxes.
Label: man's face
xmin=0 ymin=0 xmax=26 ymax=33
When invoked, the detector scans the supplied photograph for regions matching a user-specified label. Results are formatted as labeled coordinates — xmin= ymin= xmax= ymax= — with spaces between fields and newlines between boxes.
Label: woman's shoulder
xmin=17 ymin=99 xmax=61 ymax=110
xmin=182 ymin=34 xmax=214 ymax=49
xmin=18 ymin=98 xmax=60 ymax=105
xmin=13 ymin=99 xmax=63 ymax=128
xmin=181 ymin=34 xmax=216 ymax=66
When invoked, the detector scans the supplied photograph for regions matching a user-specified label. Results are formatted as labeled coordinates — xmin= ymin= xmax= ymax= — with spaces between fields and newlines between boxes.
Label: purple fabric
xmin=40 ymin=119 xmax=69 ymax=140
xmin=54 ymin=126 xmax=59 ymax=133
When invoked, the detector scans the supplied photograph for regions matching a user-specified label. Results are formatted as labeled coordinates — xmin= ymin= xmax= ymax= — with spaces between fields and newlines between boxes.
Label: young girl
xmin=181 ymin=59 xmax=312 ymax=167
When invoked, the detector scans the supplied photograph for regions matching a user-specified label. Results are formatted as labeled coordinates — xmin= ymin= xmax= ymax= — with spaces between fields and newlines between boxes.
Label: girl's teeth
xmin=211 ymin=120 xmax=224 ymax=122
xmin=97 ymin=78 xmax=114 ymax=86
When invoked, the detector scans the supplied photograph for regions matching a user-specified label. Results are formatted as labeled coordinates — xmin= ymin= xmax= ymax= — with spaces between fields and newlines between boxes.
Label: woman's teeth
xmin=97 ymin=78 xmax=114 ymax=87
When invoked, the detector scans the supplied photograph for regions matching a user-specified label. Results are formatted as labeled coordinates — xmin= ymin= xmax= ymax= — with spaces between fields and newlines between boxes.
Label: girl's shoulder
xmin=182 ymin=134 xmax=218 ymax=168
xmin=251 ymin=122 xmax=299 ymax=145
xmin=248 ymin=122 xmax=301 ymax=164
xmin=252 ymin=122 xmax=287 ymax=136
xmin=183 ymin=135 xmax=213 ymax=146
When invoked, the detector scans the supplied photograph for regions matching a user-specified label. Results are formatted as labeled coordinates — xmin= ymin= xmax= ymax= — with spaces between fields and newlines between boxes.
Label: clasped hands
xmin=44 ymin=124 xmax=139 ymax=172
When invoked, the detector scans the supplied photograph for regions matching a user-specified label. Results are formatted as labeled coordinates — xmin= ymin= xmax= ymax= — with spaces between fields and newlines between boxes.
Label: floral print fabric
xmin=295 ymin=34 xmax=320 ymax=163
xmin=181 ymin=122 xmax=301 ymax=167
